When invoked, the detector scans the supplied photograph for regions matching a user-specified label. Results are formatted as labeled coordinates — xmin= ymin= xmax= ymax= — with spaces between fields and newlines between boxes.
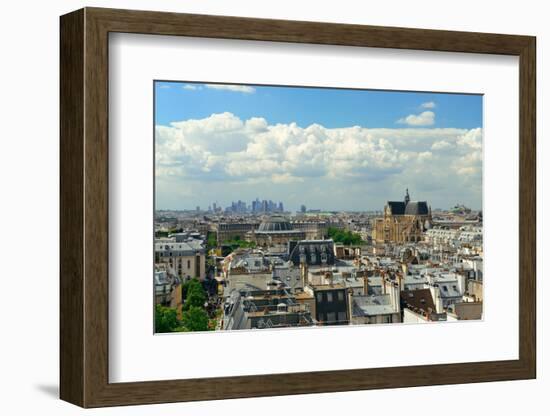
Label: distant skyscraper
xmin=208 ymin=198 xmax=288 ymax=214
xmin=300 ymin=204 xmax=306 ymax=213
xmin=252 ymin=198 xmax=260 ymax=213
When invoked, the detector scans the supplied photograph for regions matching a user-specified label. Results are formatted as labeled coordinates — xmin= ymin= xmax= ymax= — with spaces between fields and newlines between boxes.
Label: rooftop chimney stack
xmin=300 ymin=262 xmax=309 ymax=288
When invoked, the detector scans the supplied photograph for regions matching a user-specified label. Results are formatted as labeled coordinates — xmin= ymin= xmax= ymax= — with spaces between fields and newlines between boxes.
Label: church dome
xmin=257 ymin=217 xmax=293 ymax=232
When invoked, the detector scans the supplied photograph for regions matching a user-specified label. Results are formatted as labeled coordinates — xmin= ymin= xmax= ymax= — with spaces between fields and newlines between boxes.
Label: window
xmin=187 ymin=260 xmax=191 ymax=269
xmin=316 ymin=292 xmax=323 ymax=303
xmin=327 ymin=292 xmax=333 ymax=302
xmin=337 ymin=311 xmax=347 ymax=322
xmin=326 ymin=312 xmax=336 ymax=323
xmin=337 ymin=291 xmax=344 ymax=301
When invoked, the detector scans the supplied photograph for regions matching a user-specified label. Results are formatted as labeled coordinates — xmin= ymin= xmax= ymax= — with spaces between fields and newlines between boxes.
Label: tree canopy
xmin=182 ymin=278 xmax=206 ymax=310
xmin=182 ymin=306 xmax=209 ymax=331
xmin=155 ymin=304 xmax=180 ymax=333
xmin=327 ymin=227 xmax=364 ymax=246
xmin=206 ymin=231 xmax=218 ymax=250
xmin=222 ymin=237 xmax=256 ymax=250
xmin=183 ymin=288 xmax=206 ymax=311
xmin=156 ymin=278 xmax=213 ymax=332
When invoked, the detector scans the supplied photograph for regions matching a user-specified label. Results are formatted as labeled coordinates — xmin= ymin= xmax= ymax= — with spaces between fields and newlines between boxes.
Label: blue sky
xmin=154 ymin=81 xmax=483 ymax=211
xmin=155 ymin=81 xmax=482 ymax=130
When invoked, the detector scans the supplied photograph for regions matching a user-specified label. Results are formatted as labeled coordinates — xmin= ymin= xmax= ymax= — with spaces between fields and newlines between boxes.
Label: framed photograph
xmin=60 ymin=7 xmax=536 ymax=408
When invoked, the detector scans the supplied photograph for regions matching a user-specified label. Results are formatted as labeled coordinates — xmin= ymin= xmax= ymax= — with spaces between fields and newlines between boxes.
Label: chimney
xmin=300 ymin=262 xmax=309 ymax=288
xmin=457 ymin=272 xmax=466 ymax=295
xmin=397 ymin=272 xmax=404 ymax=292
xmin=363 ymin=275 xmax=369 ymax=295
xmin=347 ymin=288 xmax=353 ymax=325
xmin=393 ymin=282 xmax=400 ymax=311
xmin=325 ymin=271 xmax=333 ymax=286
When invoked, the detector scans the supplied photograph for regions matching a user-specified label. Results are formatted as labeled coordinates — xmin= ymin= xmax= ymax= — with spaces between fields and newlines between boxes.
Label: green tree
xmin=182 ymin=278 xmax=207 ymax=311
xmin=182 ymin=277 xmax=200 ymax=298
xmin=328 ymin=227 xmax=363 ymax=246
xmin=184 ymin=289 xmax=206 ymax=310
xmin=206 ymin=232 xmax=218 ymax=251
xmin=222 ymin=239 xmax=256 ymax=250
xmin=182 ymin=306 xmax=209 ymax=331
xmin=155 ymin=304 xmax=179 ymax=333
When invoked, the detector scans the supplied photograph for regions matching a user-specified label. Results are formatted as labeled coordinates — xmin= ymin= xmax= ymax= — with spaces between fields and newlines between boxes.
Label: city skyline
xmin=156 ymin=194 xmax=474 ymax=214
xmin=155 ymin=82 xmax=483 ymax=211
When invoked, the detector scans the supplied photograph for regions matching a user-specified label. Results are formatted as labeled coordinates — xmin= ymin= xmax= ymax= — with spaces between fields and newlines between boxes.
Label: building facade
xmin=373 ymin=189 xmax=432 ymax=243
xmin=216 ymin=222 xmax=259 ymax=243
xmin=288 ymin=239 xmax=336 ymax=266
xmin=154 ymin=240 xmax=206 ymax=281
xmin=248 ymin=217 xmax=306 ymax=247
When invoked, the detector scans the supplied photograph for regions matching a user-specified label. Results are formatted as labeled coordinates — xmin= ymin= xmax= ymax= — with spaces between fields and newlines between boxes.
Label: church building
xmin=373 ymin=189 xmax=432 ymax=244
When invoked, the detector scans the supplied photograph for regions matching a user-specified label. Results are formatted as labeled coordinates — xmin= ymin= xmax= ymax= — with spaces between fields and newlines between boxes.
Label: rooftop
xmin=386 ymin=190 xmax=429 ymax=216
xmin=257 ymin=217 xmax=294 ymax=232
xmin=400 ymin=289 xmax=436 ymax=312
xmin=353 ymin=294 xmax=396 ymax=316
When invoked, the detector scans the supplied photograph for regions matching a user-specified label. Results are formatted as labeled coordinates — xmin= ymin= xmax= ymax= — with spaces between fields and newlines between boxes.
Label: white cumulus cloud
xmin=421 ymin=101 xmax=436 ymax=109
xmin=205 ymin=84 xmax=256 ymax=94
xmin=182 ymin=84 xmax=201 ymax=90
xmin=155 ymin=113 xmax=482 ymax=210
xmin=431 ymin=140 xmax=453 ymax=151
xmin=397 ymin=111 xmax=435 ymax=126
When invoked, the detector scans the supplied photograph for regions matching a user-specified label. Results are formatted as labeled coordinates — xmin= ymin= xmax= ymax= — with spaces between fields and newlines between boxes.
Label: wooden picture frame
xmin=60 ymin=7 xmax=536 ymax=408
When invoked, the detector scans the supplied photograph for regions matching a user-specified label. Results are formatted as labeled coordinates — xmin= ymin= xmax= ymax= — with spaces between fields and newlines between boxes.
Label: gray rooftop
xmin=353 ymin=294 xmax=396 ymax=317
